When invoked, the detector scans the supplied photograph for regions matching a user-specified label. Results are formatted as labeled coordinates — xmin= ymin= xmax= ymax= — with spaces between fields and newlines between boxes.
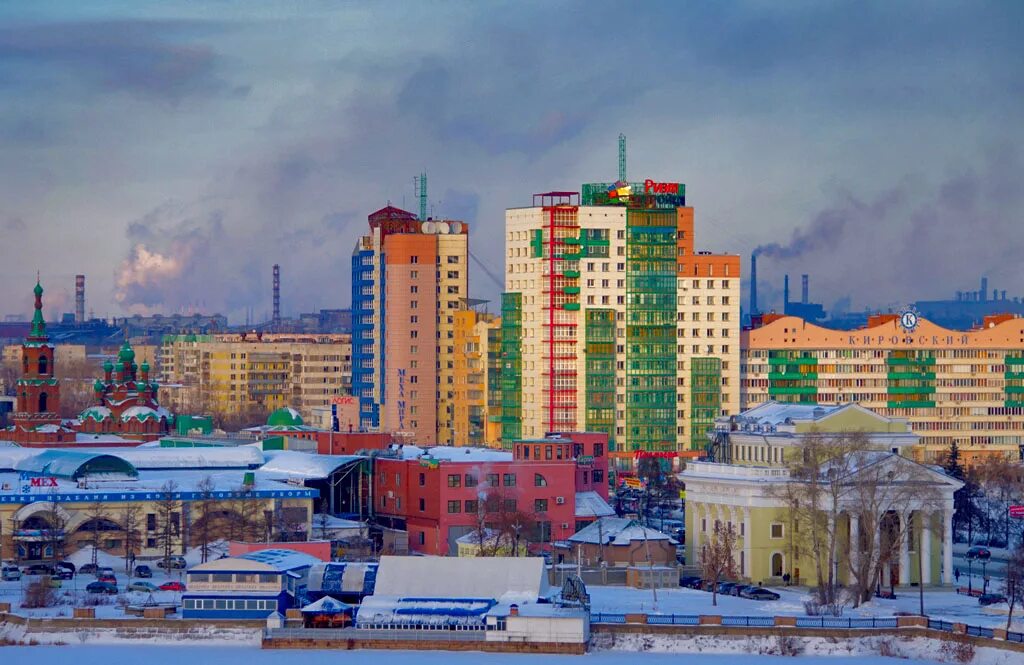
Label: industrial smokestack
xmin=801 ymin=274 xmax=809 ymax=304
xmin=750 ymin=253 xmax=759 ymax=315
xmin=981 ymin=277 xmax=989 ymax=303
xmin=784 ymin=274 xmax=790 ymax=307
xmin=272 ymin=264 xmax=281 ymax=327
xmin=75 ymin=274 xmax=85 ymax=324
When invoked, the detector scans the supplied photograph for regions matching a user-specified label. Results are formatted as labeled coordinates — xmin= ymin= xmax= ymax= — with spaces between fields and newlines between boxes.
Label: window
xmin=447 ymin=500 xmax=461 ymax=514
xmin=592 ymin=469 xmax=604 ymax=484
xmin=447 ymin=474 xmax=461 ymax=488
xmin=535 ymin=499 xmax=549 ymax=513
xmin=771 ymin=552 xmax=784 ymax=577
xmin=503 ymin=473 xmax=516 ymax=487
xmin=465 ymin=499 xmax=478 ymax=514
xmin=545 ymin=446 xmax=553 ymax=460
xmin=418 ymin=498 xmax=425 ymax=512
xmin=418 ymin=531 xmax=425 ymax=545
xmin=146 ymin=514 xmax=156 ymax=531
xmin=411 ymin=256 xmax=419 ymax=264
xmin=465 ymin=473 xmax=478 ymax=487
xmin=534 ymin=473 xmax=547 ymax=487
xmin=503 ymin=499 xmax=517 ymax=512
xmin=770 ymin=523 xmax=784 ymax=539
xmin=419 ymin=473 xmax=425 ymax=486
xmin=593 ymin=443 xmax=603 ymax=457
xmin=486 ymin=473 xmax=499 ymax=487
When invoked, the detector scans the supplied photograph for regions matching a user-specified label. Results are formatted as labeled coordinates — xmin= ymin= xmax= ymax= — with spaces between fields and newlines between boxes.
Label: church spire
xmin=30 ymin=278 xmax=46 ymax=339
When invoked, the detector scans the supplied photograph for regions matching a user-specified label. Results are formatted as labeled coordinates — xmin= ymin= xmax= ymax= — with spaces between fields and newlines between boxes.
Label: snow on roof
xmin=307 ymin=561 xmax=378 ymax=594
xmin=574 ymin=491 xmax=615 ymax=519
xmin=121 ymin=406 xmax=161 ymax=422
xmin=90 ymin=445 xmax=265 ymax=469
xmin=12 ymin=449 xmax=138 ymax=480
xmin=189 ymin=548 xmax=320 ymax=573
xmin=568 ymin=517 xmax=676 ymax=546
xmin=373 ymin=555 xmax=548 ymax=603
xmin=80 ymin=406 xmax=112 ymax=421
xmin=356 ymin=595 xmax=495 ymax=626
xmin=737 ymin=401 xmax=842 ymax=426
xmin=258 ymin=450 xmax=362 ymax=479
xmin=390 ymin=444 xmax=512 ymax=463
xmin=301 ymin=595 xmax=354 ymax=614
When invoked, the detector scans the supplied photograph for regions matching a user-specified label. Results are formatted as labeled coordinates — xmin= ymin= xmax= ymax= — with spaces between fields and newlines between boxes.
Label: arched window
xmin=534 ymin=473 xmax=547 ymax=487
xmin=771 ymin=552 xmax=784 ymax=577
xmin=23 ymin=356 xmax=28 ymax=373
xmin=39 ymin=355 xmax=48 ymax=375
xmin=39 ymin=392 xmax=48 ymax=412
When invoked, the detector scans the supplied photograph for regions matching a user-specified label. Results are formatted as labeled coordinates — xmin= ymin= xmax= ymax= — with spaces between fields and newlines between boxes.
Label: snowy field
xmin=0 ymin=646 xmax=949 ymax=665
xmin=587 ymin=585 xmax=1024 ymax=630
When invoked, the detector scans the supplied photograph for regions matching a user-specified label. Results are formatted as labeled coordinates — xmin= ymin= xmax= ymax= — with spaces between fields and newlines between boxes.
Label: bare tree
xmin=315 ymin=511 xmax=333 ymax=542
xmin=1005 ymin=544 xmax=1024 ymax=632
xmin=468 ymin=488 xmax=537 ymax=557
xmin=43 ymin=492 xmax=68 ymax=569
xmin=84 ymin=499 xmax=112 ymax=567
xmin=193 ymin=476 xmax=219 ymax=563
xmin=155 ymin=480 xmax=180 ymax=568
xmin=700 ymin=520 xmax=738 ymax=607
xmin=120 ymin=502 xmax=142 ymax=573
xmin=239 ymin=494 xmax=266 ymax=542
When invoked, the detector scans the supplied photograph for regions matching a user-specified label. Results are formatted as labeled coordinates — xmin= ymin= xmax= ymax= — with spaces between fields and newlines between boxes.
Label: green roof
xmin=267 ymin=407 xmax=304 ymax=428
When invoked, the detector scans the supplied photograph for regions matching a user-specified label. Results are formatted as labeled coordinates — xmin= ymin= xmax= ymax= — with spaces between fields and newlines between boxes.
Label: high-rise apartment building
xmin=741 ymin=312 xmax=1024 ymax=465
xmin=453 ymin=308 xmax=501 ymax=446
xmin=502 ymin=182 xmax=740 ymax=471
xmin=351 ymin=206 xmax=469 ymax=444
xmin=159 ymin=333 xmax=351 ymax=418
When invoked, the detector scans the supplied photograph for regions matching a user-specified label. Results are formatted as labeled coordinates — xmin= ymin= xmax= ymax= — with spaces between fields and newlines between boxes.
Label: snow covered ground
xmin=0 ymin=646 xmax=950 ymax=665
xmin=587 ymin=585 xmax=1024 ymax=630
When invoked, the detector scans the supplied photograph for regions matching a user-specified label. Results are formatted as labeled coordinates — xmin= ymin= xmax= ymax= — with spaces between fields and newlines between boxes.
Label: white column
xmin=899 ymin=513 xmax=911 ymax=585
xmin=921 ymin=512 xmax=932 ymax=587
xmin=691 ymin=502 xmax=702 ymax=563
xmin=743 ymin=507 xmax=752 ymax=581
xmin=942 ymin=508 xmax=954 ymax=586
xmin=849 ymin=513 xmax=860 ymax=584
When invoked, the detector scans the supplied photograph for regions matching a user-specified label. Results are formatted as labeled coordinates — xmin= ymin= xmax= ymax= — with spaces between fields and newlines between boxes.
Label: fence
xmin=266 ymin=627 xmax=485 ymax=642
xmin=591 ymin=613 xmax=1013 ymax=644
xmin=795 ymin=617 xmax=898 ymax=629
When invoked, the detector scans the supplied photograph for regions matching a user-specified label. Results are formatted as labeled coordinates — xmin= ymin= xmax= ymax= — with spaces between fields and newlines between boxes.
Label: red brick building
xmin=4 ymin=281 xmax=74 ymax=445
xmin=77 ymin=340 xmax=172 ymax=441
xmin=374 ymin=432 xmax=611 ymax=555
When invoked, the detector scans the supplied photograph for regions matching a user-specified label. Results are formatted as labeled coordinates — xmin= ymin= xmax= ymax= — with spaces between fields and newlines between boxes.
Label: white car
xmin=1 ymin=565 xmax=21 ymax=581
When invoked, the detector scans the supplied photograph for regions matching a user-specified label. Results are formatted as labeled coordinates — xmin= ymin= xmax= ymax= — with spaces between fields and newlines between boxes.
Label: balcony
xmin=683 ymin=461 xmax=791 ymax=480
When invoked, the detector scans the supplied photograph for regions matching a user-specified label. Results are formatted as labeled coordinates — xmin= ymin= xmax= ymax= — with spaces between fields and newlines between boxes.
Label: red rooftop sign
xmin=644 ymin=180 xmax=680 ymax=194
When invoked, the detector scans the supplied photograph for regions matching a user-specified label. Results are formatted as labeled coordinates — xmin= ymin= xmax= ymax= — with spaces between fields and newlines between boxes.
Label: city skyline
xmin=1 ymin=1 xmax=1022 ymax=323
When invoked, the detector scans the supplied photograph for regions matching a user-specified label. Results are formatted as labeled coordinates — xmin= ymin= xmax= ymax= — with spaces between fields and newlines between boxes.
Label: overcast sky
xmin=1 ymin=1 xmax=1021 ymax=322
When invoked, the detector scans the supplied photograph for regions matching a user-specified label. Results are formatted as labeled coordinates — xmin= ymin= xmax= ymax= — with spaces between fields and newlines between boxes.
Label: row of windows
xmin=188 ymin=573 xmax=277 ymax=584
xmin=183 ymin=598 xmax=276 ymax=611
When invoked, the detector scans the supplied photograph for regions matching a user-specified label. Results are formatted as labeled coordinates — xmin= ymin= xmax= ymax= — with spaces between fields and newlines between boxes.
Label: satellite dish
xmin=436 ymin=222 xmax=449 ymax=234
xmin=449 ymin=221 xmax=463 ymax=234
xmin=421 ymin=221 xmax=435 ymax=234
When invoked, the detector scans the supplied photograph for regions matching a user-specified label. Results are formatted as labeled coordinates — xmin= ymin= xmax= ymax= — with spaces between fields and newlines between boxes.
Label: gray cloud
xmin=0 ymin=19 xmax=240 ymax=103
xmin=0 ymin=1 xmax=1021 ymax=320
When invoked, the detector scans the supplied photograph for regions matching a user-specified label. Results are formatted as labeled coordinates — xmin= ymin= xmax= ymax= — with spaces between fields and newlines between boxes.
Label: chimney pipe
xmin=801 ymin=274 xmax=809 ymax=304
xmin=272 ymin=264 xmax=281 ymax=327
xmin=75 ymin=274 xmax=85 ymax=324
xmin=981 ymin=277 xmax=988 ymax=303
xmin=750 ymin=253 xmax=759 ymax=315
xmin=784 ymin=274 xmax=790 ymax=308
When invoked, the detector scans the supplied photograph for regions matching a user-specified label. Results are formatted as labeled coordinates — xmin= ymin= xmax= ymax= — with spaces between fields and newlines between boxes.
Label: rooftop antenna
xmin=414 ymin=171 xmax=428 ymax=220
xmin=618 ymin=133 xmax=627 ymax=182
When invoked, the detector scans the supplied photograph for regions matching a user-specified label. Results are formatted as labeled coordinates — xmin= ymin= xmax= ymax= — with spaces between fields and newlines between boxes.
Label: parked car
xmin=22 ymin=563 xmax=55 ymax=576
xmin=732 ymin=584 xmax=754 ymax=597
xmin=157 ymin=556 xmax=187 ymax=570
xmin=57 ymin=561 xmax=76 ymax=575
xmin=741 ymin=587 xmax=781 ymax=601
xmin=78 ymin=563 xmax=99 ymax=576
xmin=717 ymin=582 xmax=738 ymax=595
xmin=85 ymin=581 xmax=118 ymax=595
xmin=965 ymin=546 xmax=992 ymax=561
xmin=159 ymin=581 xmax=186 ymax=592
xmin=679 ymin=575 xmax=702 ymax=589
xmin=54 ymin=567 xmax=74 ymax=580
xmin=978 ymin=593 xmax=1007 ymax=606
xmin=97 ymin=574 xmax=117 ymax=584
xmin=1 ymin=565 xmax=22 ymax=581
xmin=127 ymin=581 xmax=159 ymax=593
xmin=98 ymin=567 xmax=116 ymax=578
xmin=134 ymin=564 xmax=153 ymax=578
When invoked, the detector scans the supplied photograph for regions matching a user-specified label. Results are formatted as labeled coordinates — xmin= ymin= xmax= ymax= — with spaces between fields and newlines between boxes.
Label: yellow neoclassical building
xmin=683 ymin=402 xmax=962 ymax=588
